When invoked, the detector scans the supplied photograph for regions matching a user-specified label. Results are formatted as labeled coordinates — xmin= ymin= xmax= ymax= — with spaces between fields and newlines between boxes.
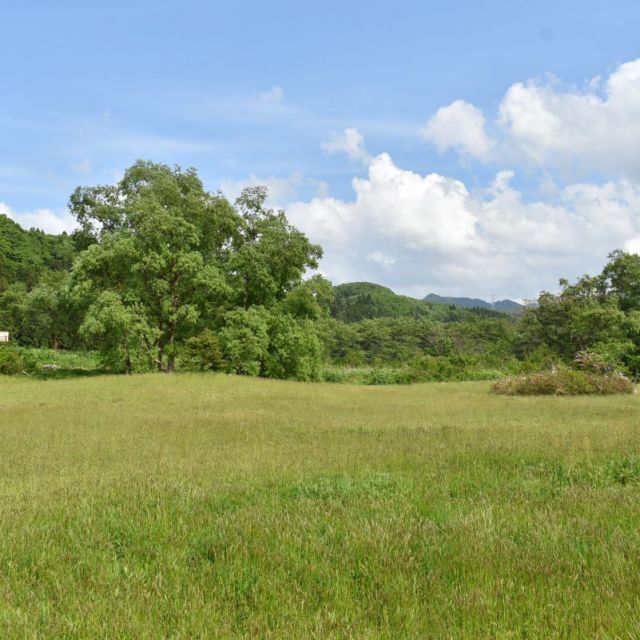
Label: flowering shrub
xmin=492 ymin=366 xmax=635 ymax=396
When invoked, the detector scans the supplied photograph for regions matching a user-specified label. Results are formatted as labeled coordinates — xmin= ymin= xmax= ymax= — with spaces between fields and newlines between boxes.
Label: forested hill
xmin=423 ymin=293 xmax=523 ymax=314
xmin=331 ymin=282 xmax=511 ymax=322
xmin=0 ymin=214 xmax=75 ymax=290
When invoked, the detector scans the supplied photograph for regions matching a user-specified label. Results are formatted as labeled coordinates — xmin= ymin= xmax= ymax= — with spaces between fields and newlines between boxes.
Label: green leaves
xmin=517 ymin=251 xmax=640 ymax=378
xmin=66 ymin=161 xmax=324 ymax=376
xmin=80 ymin=291 xmax=157 ymax=373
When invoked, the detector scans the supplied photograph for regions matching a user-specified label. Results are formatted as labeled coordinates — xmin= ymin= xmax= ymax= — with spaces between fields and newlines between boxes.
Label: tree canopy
xmin=67 ymin=161 xmax=325 ymax=373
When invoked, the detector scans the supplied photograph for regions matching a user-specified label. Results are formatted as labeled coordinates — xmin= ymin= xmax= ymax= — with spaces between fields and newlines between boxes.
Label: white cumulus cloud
xmin=287 ymin=153 xmax=640 ymax=299
xmin=625 ymin=236 xmax=640 ymax=254
xmin=420 ymin=100 xmax=494 ymax=160
xmin=321 ymin=128 xmax=371 ymax=164
xmin=258 ymin=86 xmax=284 ymax=104
xmin=220 ymin=172 xmax=327 ymax=210
xmin=422 ymin=58 xmax=640 ymax=178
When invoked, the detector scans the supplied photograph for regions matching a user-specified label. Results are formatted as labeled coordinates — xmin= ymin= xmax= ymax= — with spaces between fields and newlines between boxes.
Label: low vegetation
xmin=0 ymin=373 xmax=638 ymax=637
xmin=492 ymin=366 xmax=635 ymax=395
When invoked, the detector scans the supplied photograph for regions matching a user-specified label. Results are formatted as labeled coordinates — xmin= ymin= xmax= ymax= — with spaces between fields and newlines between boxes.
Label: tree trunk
xmin=165 ymin=321 xmax=177 ymax=373
xmin=157 ymin=344 xmax=165 ymax=371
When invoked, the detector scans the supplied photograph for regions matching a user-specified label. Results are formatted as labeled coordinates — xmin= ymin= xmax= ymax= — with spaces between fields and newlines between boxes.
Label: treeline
xmin=319 ymin=250 xmax=640 ymax=381
xmin=1 ymin=160 xmax=639 ymax=382
xmin=1 ymin=161 xmax=331 ymax=378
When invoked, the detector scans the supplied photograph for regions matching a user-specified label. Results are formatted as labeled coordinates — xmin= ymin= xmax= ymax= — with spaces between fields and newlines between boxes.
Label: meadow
xmin=0 ymin=373 xmax=639 ymax=638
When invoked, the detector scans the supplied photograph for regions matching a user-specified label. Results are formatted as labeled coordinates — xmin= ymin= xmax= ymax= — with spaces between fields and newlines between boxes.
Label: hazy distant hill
xmin=423 ymin=293 xmax=522 ymax=313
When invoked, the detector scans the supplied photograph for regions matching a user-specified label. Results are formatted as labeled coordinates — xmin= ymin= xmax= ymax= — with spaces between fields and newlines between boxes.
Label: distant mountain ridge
xmin=423 ymin=293 xmax=522 ymax=313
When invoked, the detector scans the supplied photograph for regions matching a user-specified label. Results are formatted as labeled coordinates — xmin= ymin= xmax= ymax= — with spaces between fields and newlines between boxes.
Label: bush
xmin=492 ymin=366 xmax=635 ymax=396
xmin=0 ymin=346 xmax=38 ymax=375
xmin=184 ymin=330 xmax=224 ymax=371
xmin=365 ymin=368 xmax=413 ymax=385
xmin=320 ymin=367 xmax=353 ymax=384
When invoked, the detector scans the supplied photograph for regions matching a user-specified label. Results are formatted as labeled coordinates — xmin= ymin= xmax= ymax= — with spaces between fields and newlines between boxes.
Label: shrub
xmin=320 ymin=367 xmax=353 ymax=384
xmin=184 ymin=330 xmax=224 ymax=371
xmin=365 ymin=368 xmax=412 ymax=385
xmin=492 ymin=366 xmax=635 ymax=396
xmin=0 ymin=346 xmax=38 ymax=375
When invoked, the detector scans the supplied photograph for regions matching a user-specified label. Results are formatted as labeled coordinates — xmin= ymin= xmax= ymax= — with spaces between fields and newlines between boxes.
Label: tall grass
xmin=0 ymin=373 xmax=639 ymax=638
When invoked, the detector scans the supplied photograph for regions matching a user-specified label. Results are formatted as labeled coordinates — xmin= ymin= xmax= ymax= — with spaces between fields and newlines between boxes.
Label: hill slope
xmin=0 ymin=214 xmax=75 ymax=290
xmin=331 ymin=282 xmax=457 ymax=322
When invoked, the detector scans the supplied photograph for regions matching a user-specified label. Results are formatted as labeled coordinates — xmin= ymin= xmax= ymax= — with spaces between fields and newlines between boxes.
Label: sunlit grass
xmin=0 ymin=373 xmax=638 ymax=638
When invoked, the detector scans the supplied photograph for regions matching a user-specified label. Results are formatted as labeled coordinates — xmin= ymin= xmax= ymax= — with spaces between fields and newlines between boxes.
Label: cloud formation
xmin=321 ymin=128 xmax=371 ymax=164
xmin=258 ymin=86 xmax=284 ymax=104
xmin=422 ymin=59 xmax=640 ymax=178
xmin=288 ymin=149 xmax=640 ymax=299
xmin=420 ymin=100 xmax=494 ymax=160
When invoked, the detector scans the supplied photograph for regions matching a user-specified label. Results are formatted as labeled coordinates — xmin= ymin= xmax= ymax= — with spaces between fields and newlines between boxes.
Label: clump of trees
xmin=1 ymin=161 xmax=332 ymax=378
xmin=516 ymin=250 xmax=640 ymax=379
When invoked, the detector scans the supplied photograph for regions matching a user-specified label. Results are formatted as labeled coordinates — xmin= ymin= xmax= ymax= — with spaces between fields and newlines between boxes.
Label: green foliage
xmin=0 ymin=283 xmax=28 ymax=338
xmin=70 ymin=161 xmax=236 ymax=372
xmin=331 ymin=281 xmax=468 ymax=322
xmin=320 ymin=315 xmax=516 ymax=365
xmin=0 ymin=345 xmax=38 ymax=375
xmin=365 ymin=368 xmax=413 ymax=385
xmin=263 ymin=314 xmax=322 ymax=381
xmin=228 ymin=187 xmax=323 ymax=309
xmin=493 ymin=366 xmax=635 ymax=395
xmin=0 ymin=346 xmax=99 ymax=378
xmin=183 ymin=329 xmax=224 ymax=371
xmin=516 ymin=251 xmax=640 ymax=379
xmin=0 ymin=214 xmax=75 ymax=291
xmin=601 ymin=249 xmax=640 ymax=312
xmin=6 ymin=159 xmax=640 ymax=386
xmin=219 ymin=307 xmax=323 ymax=380
xmin=281 ymin=274 xmax=333 ymax=320
xmin=219 ymin=307 xmax=270 ymax=376
xmin=80 ymin=291 xmax=156 ymax=373
xmin=66 ymin=163 xmax=322 ymax=376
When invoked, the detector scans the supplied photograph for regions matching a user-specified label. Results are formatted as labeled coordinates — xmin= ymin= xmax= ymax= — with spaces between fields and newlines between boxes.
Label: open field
xmin=0 ymin=374 xmax=639 ymax=638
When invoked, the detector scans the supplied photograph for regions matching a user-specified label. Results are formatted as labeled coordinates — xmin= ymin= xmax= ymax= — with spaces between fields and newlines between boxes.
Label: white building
xmin=0 ymin=332 xmax=9 ymax=343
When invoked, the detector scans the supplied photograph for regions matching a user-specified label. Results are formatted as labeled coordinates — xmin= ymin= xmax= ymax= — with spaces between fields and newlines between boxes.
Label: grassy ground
xmin=0 ymin=374 xmax=638 ymax=639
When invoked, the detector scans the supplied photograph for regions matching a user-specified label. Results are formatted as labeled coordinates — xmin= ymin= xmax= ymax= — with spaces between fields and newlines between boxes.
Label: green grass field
xmin=1 ymin=374 xmax=639 ymax=638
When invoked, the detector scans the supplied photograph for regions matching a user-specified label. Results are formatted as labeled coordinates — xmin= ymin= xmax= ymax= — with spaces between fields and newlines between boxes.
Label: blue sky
xmin=3 ymin=1 xmax=640 ymax=299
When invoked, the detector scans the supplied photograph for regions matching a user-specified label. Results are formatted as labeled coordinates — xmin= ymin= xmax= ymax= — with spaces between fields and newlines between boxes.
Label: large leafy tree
xmin=70 ymin=161 xmax=241 ymax=371
xmin=69 ymin=161 xmax=324 ymax=373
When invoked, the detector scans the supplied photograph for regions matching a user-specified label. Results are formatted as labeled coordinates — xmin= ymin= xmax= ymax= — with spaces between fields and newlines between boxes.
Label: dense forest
xmin=1 ymin=160 xmax=640 ymax=382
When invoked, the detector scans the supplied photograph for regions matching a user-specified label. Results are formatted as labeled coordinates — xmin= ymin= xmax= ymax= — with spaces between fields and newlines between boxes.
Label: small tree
xmin=79 ymin=291 xmax=157 ymax=373
xmin=184 ymin=329 xmax=224 ymax=371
